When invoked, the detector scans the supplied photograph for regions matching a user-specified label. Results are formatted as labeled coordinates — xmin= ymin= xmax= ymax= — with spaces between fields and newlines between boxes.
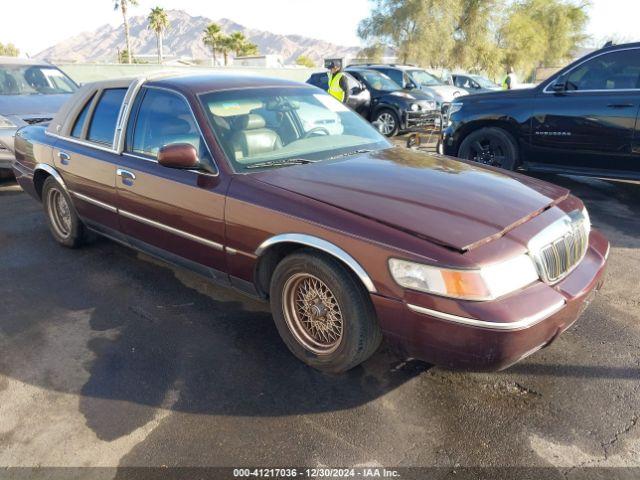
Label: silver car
xmin=0 ymin=57 xmax=77 ymax=175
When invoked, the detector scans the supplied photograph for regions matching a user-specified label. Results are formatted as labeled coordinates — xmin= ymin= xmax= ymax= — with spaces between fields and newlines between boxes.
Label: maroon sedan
xmin=11 ymin=73 xmax=609 ymax=373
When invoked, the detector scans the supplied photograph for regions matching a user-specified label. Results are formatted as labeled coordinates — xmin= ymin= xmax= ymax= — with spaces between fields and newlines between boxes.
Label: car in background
xmin=344 ymin=67 xmax=437 ymax=136
xmin=452 ymin=73 xmax=501 ymax=93
xmin=0 ymin=57 xmax=78 ymax=177
xmin=306 ymin=71 xmax=371 ymax=117
xmin=11 ymin=72 xmax=608 ymax=373
xmin=357 ymin=64 xmax=467 ymax=115
xmin=443 ymin=42 xmax=640 ymax=181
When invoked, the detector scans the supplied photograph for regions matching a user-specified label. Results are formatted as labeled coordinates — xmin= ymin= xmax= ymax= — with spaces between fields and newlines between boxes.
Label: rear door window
xmin=87 ymin=88 xmax=127 ymax=146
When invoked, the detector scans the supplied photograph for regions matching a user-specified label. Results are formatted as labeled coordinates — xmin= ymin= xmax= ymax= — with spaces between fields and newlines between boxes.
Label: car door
xmin=115 ymin=86 xmax=229 ymax=281
xmin=53 ymin=86 xmax=127 ymax=231
xmin=529 ymin=47 xmax=640 ymax=174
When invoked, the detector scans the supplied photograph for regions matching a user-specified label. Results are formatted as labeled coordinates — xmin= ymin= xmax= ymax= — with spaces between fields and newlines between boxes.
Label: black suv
xmin=343 ymin=67 xmax=437 ymax=136
xmin=443 ymin=42 xmax=640 ymax=180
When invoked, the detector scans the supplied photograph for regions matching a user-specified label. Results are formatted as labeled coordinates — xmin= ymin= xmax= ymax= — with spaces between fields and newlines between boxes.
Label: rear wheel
xmin=42 ymin=176 xmax=87 ymax=248
xmin=458 ymin=127 xmax=519 ymax=170
xmin=270 ymin=250 xmax=382 ymax=373
xmin=373 ymin=109 xmax=400 ymax=137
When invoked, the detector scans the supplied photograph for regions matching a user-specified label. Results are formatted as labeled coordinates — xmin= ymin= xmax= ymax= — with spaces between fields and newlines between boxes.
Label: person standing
xmin=503 ymin=67 xmax=518 ymax=90
xmin=326 ymin=61 xmax=350 ymax=104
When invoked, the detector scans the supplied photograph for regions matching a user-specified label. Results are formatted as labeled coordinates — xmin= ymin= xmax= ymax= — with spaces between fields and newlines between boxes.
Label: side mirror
xmin=405 ymin=80 xmax=417 ymax=90
xmin=157 ymin=143 xmax=200 ymax=169
xmin=551 ymin=77 xmax=567 ymax=92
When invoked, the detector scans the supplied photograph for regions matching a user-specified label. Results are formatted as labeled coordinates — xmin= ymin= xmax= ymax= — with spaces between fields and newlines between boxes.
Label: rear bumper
xmin=372 ymin=229 xmax=609 ymax=370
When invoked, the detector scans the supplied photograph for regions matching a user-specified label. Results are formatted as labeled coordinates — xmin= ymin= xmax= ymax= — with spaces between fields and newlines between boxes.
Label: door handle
xmin=58 ymin=151 xmax=70 ymax=165
xmin=116 ymin=168 xmax=136 ymax=186
xmin=607 ymin=103 xmax=634 ymax=108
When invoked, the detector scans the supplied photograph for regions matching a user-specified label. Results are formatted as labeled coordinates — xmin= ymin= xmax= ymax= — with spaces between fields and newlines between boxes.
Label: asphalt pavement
xmin=0 ymin=171 xmax=638 ymax=479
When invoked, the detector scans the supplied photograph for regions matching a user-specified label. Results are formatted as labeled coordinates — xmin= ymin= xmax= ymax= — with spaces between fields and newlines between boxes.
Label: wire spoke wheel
xmin=282 ymin=273 xmax=344 ymax=355
xmin=46 ymin=188 xmax=72 ymax=239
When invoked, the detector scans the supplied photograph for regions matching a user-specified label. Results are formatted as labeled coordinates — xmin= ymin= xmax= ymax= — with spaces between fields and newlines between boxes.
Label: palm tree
xmin=218 ymin=36 xmax=234 ymax=66
xmin=228 ymin=32 xmax=258 ymax=58
xmin=203 ymin=23 xmax=223 ymax=66
xmin=114 ymin=0 xmax=139 ymax=64
xmin=148 ymin=7 xmax=170 ymax=64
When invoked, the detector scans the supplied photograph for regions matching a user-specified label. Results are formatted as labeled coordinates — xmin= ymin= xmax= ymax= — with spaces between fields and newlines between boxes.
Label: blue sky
xmin=2 ymin=0 xmax=639 ymax=57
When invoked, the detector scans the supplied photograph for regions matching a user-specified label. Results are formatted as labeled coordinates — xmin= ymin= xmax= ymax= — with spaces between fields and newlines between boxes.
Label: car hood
xmin=253 ymin=148 xmax=570 ymax=252
xmin=0 ymin=94 xmax=71 ymax=116
xmin=421 ymin=85 xmax=467 ymax=101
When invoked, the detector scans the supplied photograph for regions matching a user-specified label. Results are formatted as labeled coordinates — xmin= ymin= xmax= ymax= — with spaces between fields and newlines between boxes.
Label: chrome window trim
xmin=130 ymin=85 xmax=219 ymax=176
xmin=70 ymin=191 xmax=117 ymax=213
xmin=119 ymin=209 xmax=224 ymax=251
xmin=121 ymin=152 xmax=218 ymax=177
xmin=255 ymin=233 xmax=377 ymax=293
xmin=45 ymin=131 xmax=118 ymax=154
xmin=542 ymin=46 xmax=640 ymax=94
xmin=407 ymin=300 xmax=566 ymax=331
xmin=115 ymin=77 xmax=146 ymax=153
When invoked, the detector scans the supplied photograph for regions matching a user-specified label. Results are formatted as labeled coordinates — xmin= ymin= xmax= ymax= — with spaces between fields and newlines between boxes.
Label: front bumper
xmin=0 ymin=127 xmax=17 ymax=169
xmin=402 ymin=110 xmax=441 ymax=132
xmin=372 ymin=229 xmax=609 ymax=370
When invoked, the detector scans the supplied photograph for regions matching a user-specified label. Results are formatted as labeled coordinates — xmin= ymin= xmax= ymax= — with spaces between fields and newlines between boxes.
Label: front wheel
xmin=458 ymin=127 xmax=519 ymax=170
xmin=270 ymin=250 xmax=382 ymax=373
xmin=373 ymin=109 xmax=400 ymax=137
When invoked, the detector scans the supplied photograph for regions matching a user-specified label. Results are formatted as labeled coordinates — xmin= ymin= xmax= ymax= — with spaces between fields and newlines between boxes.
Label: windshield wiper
xmin=328 ymin=149 xmax=374 ymax=160
xmin=245 ymin=158 xmax=318 ymax=169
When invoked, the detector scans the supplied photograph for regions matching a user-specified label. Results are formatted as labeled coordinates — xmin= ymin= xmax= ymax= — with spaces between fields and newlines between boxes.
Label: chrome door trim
xmin=70 ymin=191 xmax=118 ymax=213
xmin=255 ymin=233 xmax=377 ymax=293
xmin=116 ymin=168 xmax=136 ymax=180
xmin=45 ymin=131 xmax=118 ymax=154
xmin=119 ymin=209 xmax=224 ymax=251
xmin=407 ymin=300 xmax=566 ymax=331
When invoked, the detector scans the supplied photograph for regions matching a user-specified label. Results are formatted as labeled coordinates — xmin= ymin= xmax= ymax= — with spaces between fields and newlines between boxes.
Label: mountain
xmin=35 ymin=10 xmax=361 ymax=65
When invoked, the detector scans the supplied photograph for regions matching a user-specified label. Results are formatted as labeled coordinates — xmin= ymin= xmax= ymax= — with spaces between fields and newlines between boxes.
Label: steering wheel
xmin=304 ymin=127 xmax=331 ymax=138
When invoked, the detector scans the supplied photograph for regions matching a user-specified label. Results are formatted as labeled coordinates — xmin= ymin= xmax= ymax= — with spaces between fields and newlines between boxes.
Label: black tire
xmin=42 ymin=176 xmax=87 ymax=248
xmin=373 ymin=108 xmax=400 ymax=137
xmin=458 ymin=127 xmax=519 ymax=170
xmin=270 ymin=250 xmax=382 ymax=373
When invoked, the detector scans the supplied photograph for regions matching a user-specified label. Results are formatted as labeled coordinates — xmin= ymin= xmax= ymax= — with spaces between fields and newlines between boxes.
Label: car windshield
xmin=0 ymin=65 xmax=78 ymax=95
xmin=408 ymin=70 xmax=443 ymax=87
xmin=355 ymin=70 xmax=402 ymax=91
xmin=200 ymin=86 xmax=391 ymax=172
xmin=470 ymin=75 xmax=498 ymax=88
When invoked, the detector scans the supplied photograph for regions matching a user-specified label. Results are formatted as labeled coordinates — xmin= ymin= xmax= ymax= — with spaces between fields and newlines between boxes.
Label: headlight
xmin=0 ymin=115 xmax=17 ymax=129
xmin=448 ymin=102 xmax=464 ymax=116
xmin=410 ymin=103 xmax=420 ymax=111
xmin=389 ymin=255 xmax=539 ymax=301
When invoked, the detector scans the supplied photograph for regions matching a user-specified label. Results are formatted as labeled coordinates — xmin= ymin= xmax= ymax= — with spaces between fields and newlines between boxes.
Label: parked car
xmin=443 ymin=42 xmax=640 ymax=180
xmin=344 ymin=67 xmax=437 ymax=136
xmin=306 ymin=71 xmax=371 ymax=116
xmin=0 ymin=57 xmax=78 ymax=177
xmin=12 ymin=73 xmax=608 ymax=373
xmin=357 ymin=64 xmax=468 ymax=114
xmin=452 ymin=73 xmax=502 ymax=93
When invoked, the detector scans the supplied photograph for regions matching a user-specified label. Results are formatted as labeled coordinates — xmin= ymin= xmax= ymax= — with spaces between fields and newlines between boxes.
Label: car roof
xmin=0 ymin=56 xmax=53 ymax=66
xmin=146 ymin=72 xmax=310 ymax=96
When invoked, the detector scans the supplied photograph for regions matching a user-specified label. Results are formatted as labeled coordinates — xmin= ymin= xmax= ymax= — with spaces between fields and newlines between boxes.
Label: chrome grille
xmin=23 ymin=117 xmax=52 ymax=125
xmin=528 ymin=210 xmax=590 ymax=284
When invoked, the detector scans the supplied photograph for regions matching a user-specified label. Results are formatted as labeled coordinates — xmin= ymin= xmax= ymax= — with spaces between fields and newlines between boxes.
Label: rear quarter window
xmin=87 ymin=88 xmax=127 ymax=146
xmin=71 ymin=93 xmax=95 ymax=138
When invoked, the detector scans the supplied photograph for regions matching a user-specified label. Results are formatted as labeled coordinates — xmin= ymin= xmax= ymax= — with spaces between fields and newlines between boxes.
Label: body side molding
xmin=255 ymin=233 xmax=377 ymax=293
